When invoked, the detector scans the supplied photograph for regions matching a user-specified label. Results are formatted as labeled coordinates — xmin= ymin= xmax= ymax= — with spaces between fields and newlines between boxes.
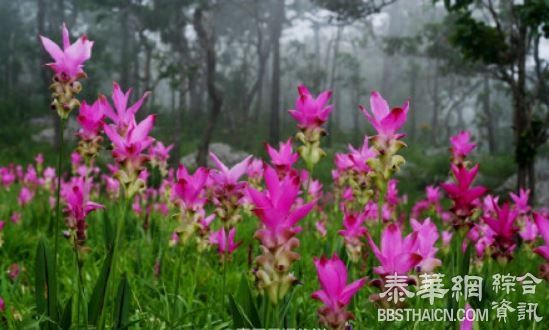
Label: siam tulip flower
xmin=441 ymin=164 xmax=487 ymax=223
xmin=171 ymin=165 xmax=211 ymax=246
xmin=18 ymin=187 xmax=34 ymax=206
xmin=76 ymin=98 xmax=105 ymax=160
xmin=209 ymin=227 xmax=240 ymax=260
xmin=520 ymin=218 xmax=538 ymax=242
xmin=510 ymin=188 xmax=530 ymax=216
xmin=246 ymin=158 xmax=264 ymax=188
xmin=61 ymin=176 xmax=103 ymax=247
xmin=266 ymin=138 xmax=299 ymax=174
xmin=23 ymin=166 xmax=39 ymax=187
xmin=76 ymin=99 xmax=104 ymax=140
xmin=385 ymin=179 xmax=400 ymax=206
xmin=104 ymin=114 xmax=156 ymax=198
xmin=289 ymin=85 xmax=333 ymax=171
xmin=533 ymin=212 xmax=549 ymax=263
xmin=483 ymin=203 xmax=519 ymax=260
xmin=450 ymin=131 xmax=476 ymax=164
xmin=149 ymin=141 xmax=173 ymax=176
xmin=338 ymin=210 xmax=367 ymax=262
xmin=288 ymin=85 xmax=333 ymax=130
xmin=315 ymin=220 xmax=327 ymax=238
xmin=426 ymin=186 xmax=441 ymax=205
xmin=467 ymin=224 xmax=496 ymax=259
xmin=209 ymin=153 xmax=251 ymax=227
xmin=248 ymin=165 xmax=316 ymax=304
xmin=103 ymin=175 xmax=120 ymax=200
xmin=460 ymin=304 xmax=473 ymax=330
xmin=101 ymin=83 xmax=150 ymax=136
xmin=0 ymin=167 xmax=16 ymax=188
xmin=441 ymin=230 xmax=453 ymax=248
xmin=40 ymin=24 xmax=93 ymax=119
xmin=104 ymin=114 xmax=155 ymax=170
xmin=311 ymin=255 xmax=366 ymax=330
xmin=40 ymin=23 xmax=93 ymax=81
xmin=410 ymin=218 xmax=441 ymax=272
xmin=359 ymin=91 xmax=409 ymax=141
xmin=0 ymin=297 xmax=4 ymax=312
xmin=173 ymin=166 xmax=209 ymax=212
xmin=43 ymin=167 xmax=56 ymax=188
xmin=8 ymin=263 xmax=20 ymax=281
xmin=35 ymin=153 xmax=44 ymax=165
xmin=10 ymin=212 xmax=21 ymax=224
xmin=367 ymin=223 xmax=421 ymax=276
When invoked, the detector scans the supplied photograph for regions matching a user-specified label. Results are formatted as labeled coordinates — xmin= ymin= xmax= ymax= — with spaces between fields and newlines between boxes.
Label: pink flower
xmin=0 ymin=297 xmax=4 ymax=312
xmin=246 ymin=158 xmax=264 ymax=182
xmin=0 ymin=221 xmax=4 ymax=231
xmin=441 ymin=164 xmax=487 ymax=218
xmin=411 ymin=218 xmax=441 ymax=272
xmin=101 ymin=82 xmax=150 ymax=135
xmin=347 ymin=137 xmax=377 ymax=173
xmin=77 ymin=98 xmax=105 ymax=140
xmin=339 ymin=211 xmax=367 ymax=245
xmin=426 ymin=186 xmax=440 ymax=205
xmin=172 ymin=165 xmax=209 ymax=212
xmin=35 ymin=154 xmax=44 ymax=165
xmin=359 ymin=91 xmax=409 ymax=139
xmin=367 ymin=223 xmax=421 ymax=275
xmin=247 ymin=166 xmax=315 ymax=248
xmin=150 ymin=141 xmax=173 ymax=164
xmin=10 ymin=212 xmax=21 ymax=224
xmin=442 ymin=230 xmax=453 ymax=247
xmin=0 ymin=167 xmax=16 ymax=188
xmin=288 ymin=85 xmax=333 ymax=129
xmin=209 ymin=153 xmax=251 ymax=187
xmin=450 ymin=131 xmax=476 ymax=160
xmin=8 ymin=263 xmax=20 ymax=281
xmin=520 ymin=217 xmax=538 ymax=242
xmin=460 ymin=304 xmax=473 ymax=330
xmin=61 ymin=177 xmax=103 ymax=245
xmin=510 ymin=188 xmax=530 ymax=215
xmin=315 ymin=221 xmax=327 ymax=237
xmin=483 ymin=203 xmax=519 ymax=258
xmin=266 ymin=138 xmax=299 ymax=172
xmin=104 ymin=114 xmax=156 ymax=169
xmin=534 ymin=212 xmax=549 ymax=261
xmin=209 ymin=227 xmax=240 ymax=255
xmin=40 ymin=23 xmax=93 ymax=80
xmin=18 ymin=187 xmax=34 ymax=206
xmin=311 ymin=254 xmax=365 ymax=329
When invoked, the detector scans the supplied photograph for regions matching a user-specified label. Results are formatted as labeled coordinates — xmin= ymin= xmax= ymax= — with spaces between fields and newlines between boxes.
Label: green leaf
xmin=103 ymin=212 xmax=114 ymax=251
xmin=228 ymin=294 xmax=253 ymax=328
xmin=113 ymin=275 xmax=132 ymax=330
xmin=88 ymin=251 xmax=113 ymax=326
xmin=59 ymin=298 xmax=72 ymax=330
xmin=235 ymin=276 xmax=261 ymax=327
xmin=34 ymin=239 xmax=59 ymax=329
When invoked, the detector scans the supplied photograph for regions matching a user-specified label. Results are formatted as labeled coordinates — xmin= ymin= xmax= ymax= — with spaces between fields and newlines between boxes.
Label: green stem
xmin=377 ymin=182 xmax=386 ymax=244
xmin=99 ymin=196 xmax=130 ymax=329
xmin=172 ymin=245 xmax=184 ymax=322
xmin=52 ymin=117 xmax=65 ymax=321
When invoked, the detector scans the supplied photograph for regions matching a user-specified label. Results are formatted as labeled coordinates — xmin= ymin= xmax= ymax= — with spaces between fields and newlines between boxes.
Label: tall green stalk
xmin=52 ymin=117 xmax=66 ymax=319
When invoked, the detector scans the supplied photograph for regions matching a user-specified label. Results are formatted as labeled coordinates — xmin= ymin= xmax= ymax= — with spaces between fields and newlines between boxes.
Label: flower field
xmin=0 ymin=23 xmax=548 ymax=330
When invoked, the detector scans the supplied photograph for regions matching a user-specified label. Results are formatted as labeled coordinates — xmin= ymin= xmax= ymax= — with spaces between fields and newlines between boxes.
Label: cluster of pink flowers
xmin=248 ymin=165 xmax=316 ymax=304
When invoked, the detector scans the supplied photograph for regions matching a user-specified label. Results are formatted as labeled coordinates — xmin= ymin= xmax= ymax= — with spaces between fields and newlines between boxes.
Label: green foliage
xmin=449 ymin=13 xmax=508 ymax=65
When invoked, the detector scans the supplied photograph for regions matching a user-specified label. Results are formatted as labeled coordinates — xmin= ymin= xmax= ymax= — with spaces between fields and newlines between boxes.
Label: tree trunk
xmin=408 ymin=61 xmax=419 ymax=142
xmin=120 ymin=3 xmax=130 ymax=88
xmin=326 ymin=25 xmax=342 ymax=147
xmin=482 ymin=76 xmax=496 ymax=154
xmin=194 ymin=8 xmax=223 ymax=167
xmin=268 ymin=0 xmax=284 ymax=145
xmin=431 ymin=62 xmax=440 ymax=145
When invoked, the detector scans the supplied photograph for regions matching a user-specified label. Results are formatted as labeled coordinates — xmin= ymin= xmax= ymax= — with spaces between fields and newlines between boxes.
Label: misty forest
xmin=0 ymin=0 xmax=548 ymax=329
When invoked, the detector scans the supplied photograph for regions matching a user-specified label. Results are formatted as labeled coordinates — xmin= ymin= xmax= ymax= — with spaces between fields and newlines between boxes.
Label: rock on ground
xmin=180 ymin=143 xmax=250 ymax=169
